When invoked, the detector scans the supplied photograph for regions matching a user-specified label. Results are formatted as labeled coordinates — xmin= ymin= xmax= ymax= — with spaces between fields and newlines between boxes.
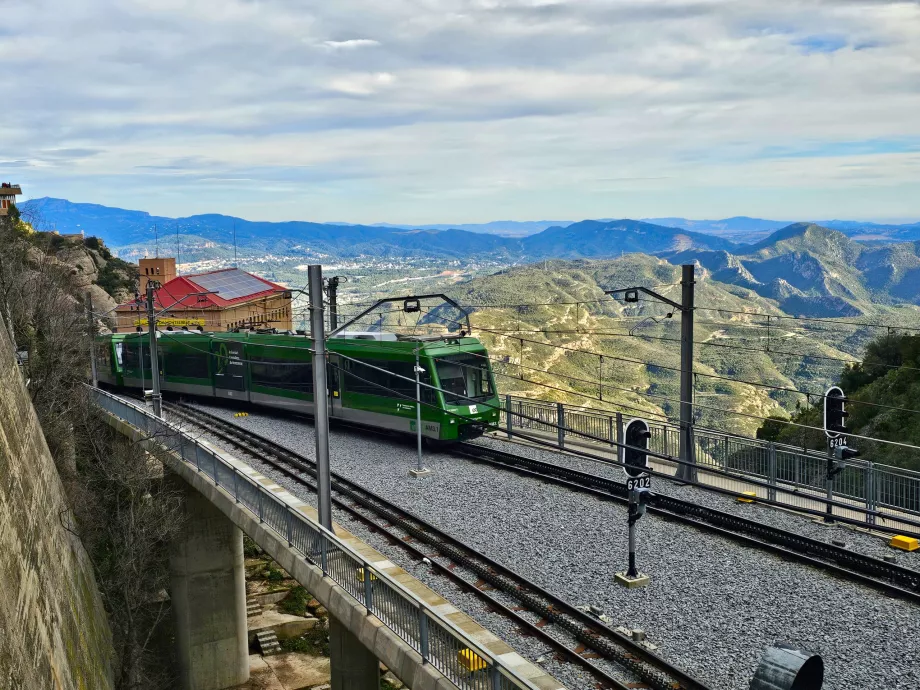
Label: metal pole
xmin=327 ymin=276 xmax=339 ymax=331
xmin=767 ymin=442 xmax=777 ymax=502
xmin=146 ymin=281 xmax=162 ymax=417
xmin=86 ymin=292 xmax=98 ymax=388
xmin=416 ymin=346 xmax=423 ymax=471
xmin=615 ymin=412 xmax=624 ymax=461
xmin=557 ymin=401 xmax=565 ymax=449
xmin=505 ymin=394 xmax=513 ymax=439
xmin=626 ymin=490 xmax=639 ymax=578
xmin=309 ymin=265 xmax=333 ymax=531
xmin=824 ymin=445 xmax=835 ymax=523
xmin=677 ymin=264 xmax=696 ymax=482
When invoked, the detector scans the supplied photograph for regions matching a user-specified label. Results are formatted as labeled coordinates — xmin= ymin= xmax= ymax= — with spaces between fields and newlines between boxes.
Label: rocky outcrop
xmin=0 ymin=313 xmax=114 ymax=690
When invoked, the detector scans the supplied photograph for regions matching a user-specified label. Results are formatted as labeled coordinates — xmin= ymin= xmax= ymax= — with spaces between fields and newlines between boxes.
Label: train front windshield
xmin=436 ymin=354 xmax=494 ymax=403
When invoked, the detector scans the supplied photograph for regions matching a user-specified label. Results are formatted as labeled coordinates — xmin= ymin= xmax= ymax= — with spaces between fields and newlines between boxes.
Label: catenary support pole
xmin=410 ymin=345 xmax=430 ymax=477
xmin=416 ymin=346 xmax=423 ymax=470
xmin=146 ymin=281 xmax=163 ymax=417
xmin=677 ymin=263 xmax=696 ymax=482
xmin=86 ymin=292 xmax=98 ymax=388
xmin=309 ymin=265 xmax=333 ymax=531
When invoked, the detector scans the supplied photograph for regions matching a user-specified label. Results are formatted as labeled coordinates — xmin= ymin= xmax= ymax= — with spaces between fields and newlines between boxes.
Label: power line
xmin=126 ymin=329 xmax=920 ymax=451
xmin=696 ymin=305 xmax=920 ymax=333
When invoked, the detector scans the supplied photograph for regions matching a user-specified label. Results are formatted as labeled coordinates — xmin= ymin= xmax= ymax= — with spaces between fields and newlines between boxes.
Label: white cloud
xmin=320 ymin=38 xmax=381 ymax=49
xmin=2 ymin=0 xmax=920 ymax=222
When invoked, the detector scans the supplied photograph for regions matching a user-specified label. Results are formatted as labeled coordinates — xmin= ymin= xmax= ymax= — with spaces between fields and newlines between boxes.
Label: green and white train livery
xmin=94 ymin=330 xmax=500 ymax=442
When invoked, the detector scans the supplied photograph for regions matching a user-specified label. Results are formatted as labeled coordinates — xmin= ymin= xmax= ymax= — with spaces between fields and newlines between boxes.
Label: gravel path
xmin=472 ymin=434 xmax=920 ymax=570
xmin=182 ymin=401 xmax=920 ymax=690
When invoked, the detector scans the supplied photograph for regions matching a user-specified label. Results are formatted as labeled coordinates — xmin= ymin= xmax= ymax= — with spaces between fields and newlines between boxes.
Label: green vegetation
xmin=96 ymin=254 xmax=138 ymax=299
xmin=84 ymin=235 xmax=113 ymax=259
xmin=278 ymin=586 xmax=311 ymax=617
xmin=279 ymin=625 xmax=329 ymax=656
xmin=759 ymin=332 xmax=920 ymax=471
xmin=439 ymin=255 xmax=920 ymax=436
xmin=243 ymin=535 xmax=262 ymax=558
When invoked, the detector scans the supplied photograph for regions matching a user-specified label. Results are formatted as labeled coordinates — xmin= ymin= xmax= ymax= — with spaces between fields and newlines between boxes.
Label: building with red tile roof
xmin=114 ymin=258 xmax=293 ymax=332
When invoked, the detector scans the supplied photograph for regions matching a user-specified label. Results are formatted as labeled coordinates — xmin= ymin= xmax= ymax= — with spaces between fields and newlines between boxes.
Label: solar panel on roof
xmin=191 ymin=269 xmax=274 ymax=301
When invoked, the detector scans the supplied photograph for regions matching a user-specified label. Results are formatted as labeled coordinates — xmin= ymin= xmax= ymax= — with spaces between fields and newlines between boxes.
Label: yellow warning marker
xmin=234 ymin=412 xmax=249 ymax=418
xmin=457 ymin=648 xmax=487 ymax=672
xmin=736 ymin=491 xmax=757 ymax=503
xmin=356 ymin=568 xmax=377 ymax=583
xmin=890 ymin=535 xmax=919 ymax=552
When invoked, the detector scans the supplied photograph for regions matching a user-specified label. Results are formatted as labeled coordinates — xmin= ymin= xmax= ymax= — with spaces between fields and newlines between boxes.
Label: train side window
xmin=164 ymin=347 xmax=209 ymax=379
xmin=250 ymin=357 xmax=313 ymax=394
xmin=344 ymin=358 xmax=435 ymax=404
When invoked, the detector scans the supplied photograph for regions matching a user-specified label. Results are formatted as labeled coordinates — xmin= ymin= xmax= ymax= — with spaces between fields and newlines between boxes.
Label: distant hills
xmin=19 ymin=198 xmax=732 ymax=260
xmin=667 ymin=223 xmax=920 ymax=317
xmin=19 ymin=197 xmax=920 ymax=319
xmin=440 ymin=253 xmax=920 ymax=435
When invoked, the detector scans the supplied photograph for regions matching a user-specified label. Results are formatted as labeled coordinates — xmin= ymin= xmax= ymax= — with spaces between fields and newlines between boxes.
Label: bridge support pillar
xmin=329 ymin=614 xmax=379 ymax=690
xmin=169 ymin=476 xmax=249 ymax=690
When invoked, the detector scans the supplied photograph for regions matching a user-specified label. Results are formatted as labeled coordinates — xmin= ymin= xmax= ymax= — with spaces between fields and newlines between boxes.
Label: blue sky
xmin=2 ymin=0 xmax=920 ymax=224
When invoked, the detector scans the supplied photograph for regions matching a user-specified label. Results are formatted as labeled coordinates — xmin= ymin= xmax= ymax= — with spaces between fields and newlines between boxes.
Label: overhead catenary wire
xmin=142 ymin=329 xmax=920 ymax=451
xmin=130 ymin=293 xmax=920 ymax=422
xmin=315 ymin=304 xmax=920 ymax=419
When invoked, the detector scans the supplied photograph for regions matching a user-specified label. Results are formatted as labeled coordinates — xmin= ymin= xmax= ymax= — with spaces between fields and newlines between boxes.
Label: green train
xmin=94 ymin=330 xmax=500 ymax=442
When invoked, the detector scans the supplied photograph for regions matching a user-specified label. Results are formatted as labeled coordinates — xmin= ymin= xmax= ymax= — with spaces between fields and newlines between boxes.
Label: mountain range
xmin=20 ymin=197 xmax=920 ymax=319
xmin=20 ymin=198 xmax=733 ymax=259
xmin=667 ymin=223 xmax=920 ymax=317
xmin=22 ymin=198 xmax=920 ymax=248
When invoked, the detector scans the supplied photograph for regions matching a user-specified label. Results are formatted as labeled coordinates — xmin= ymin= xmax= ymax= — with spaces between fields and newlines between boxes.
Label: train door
xmin=327 ymin=353 xmax=343 ymax=418
xmin=213 ymin=339 xmax=248 ymax=401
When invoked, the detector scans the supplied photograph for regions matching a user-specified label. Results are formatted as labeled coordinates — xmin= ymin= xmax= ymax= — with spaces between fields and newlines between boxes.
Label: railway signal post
xmin=309 ymin=265 xmax=333 ymax=531
xmin=607 ymin=264 xmax=696 ymax=482
xmin=823 ymin=386 xmax=859 ymax=523
xmin=616 ymin=418 xmax=652 ymax=588
xmin=145 ymin=280 xmax=163 ymax=417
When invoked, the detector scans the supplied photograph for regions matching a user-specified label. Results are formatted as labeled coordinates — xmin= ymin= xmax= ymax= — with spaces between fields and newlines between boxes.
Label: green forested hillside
xmin=436 ymin=255 xmax=920 ymax=438
xmin=759 ymin=333 xmax=920 ymax=471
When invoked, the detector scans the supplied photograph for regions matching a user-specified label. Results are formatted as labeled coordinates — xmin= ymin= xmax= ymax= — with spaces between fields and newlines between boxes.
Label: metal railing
xmin=501 ymin=394 xmax=920 ymax=530
xmin=90 ymin=387 xmax=541 ymax=690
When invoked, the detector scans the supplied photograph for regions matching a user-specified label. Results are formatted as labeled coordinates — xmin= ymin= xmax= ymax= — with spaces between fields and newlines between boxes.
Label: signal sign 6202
xmin=626 ymin=476 xmax=651 ymax=491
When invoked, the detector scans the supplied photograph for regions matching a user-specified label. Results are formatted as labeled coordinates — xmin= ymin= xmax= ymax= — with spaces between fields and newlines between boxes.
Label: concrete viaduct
xmin=91 ymin=387 xmax=563 ymax=690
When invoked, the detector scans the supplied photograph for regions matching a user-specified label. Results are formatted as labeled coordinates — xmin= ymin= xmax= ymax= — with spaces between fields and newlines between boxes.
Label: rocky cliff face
xmin=0 ymin=313 xmax=114 ymax=690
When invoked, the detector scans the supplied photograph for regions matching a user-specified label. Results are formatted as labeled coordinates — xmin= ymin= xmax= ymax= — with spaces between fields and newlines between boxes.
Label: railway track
xmin=456 ymin=441 xmax=920 ymax=604
xmin=164 ymin=400 xmax=712 ymax=690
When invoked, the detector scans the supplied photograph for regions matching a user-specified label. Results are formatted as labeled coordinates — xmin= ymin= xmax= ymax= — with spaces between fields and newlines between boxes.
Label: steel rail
xmin=455 ymin=442 xmax=920 ymax=603
xmin=165 ymin=400 xmax=711 ymax=690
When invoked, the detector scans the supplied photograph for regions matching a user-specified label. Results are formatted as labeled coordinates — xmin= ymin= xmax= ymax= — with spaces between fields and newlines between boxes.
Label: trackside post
xmin=309 ymin=265 xmax=333 ymax=531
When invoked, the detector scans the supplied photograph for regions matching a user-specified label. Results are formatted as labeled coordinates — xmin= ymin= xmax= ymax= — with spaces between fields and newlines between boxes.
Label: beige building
xmin=0 ymin=183 xmax=22 ymax=215
xmin=114 ymin=259 xmax=293 ymax=333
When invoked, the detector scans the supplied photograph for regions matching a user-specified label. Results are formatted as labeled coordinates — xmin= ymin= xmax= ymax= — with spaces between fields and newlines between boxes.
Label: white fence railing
xmin=501 ymin=394 xmax=920 ymax=530
xmin=91 ymin=387 xmax=542 ymax=690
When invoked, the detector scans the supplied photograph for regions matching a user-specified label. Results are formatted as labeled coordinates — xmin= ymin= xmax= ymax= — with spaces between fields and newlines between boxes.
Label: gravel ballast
xmin=181 ymin=401 xmax=920 ymax=690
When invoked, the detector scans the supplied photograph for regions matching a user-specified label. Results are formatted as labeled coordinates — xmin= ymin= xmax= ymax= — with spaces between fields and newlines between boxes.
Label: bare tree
xmin=1 ymin=216 xmax=186 ymax=690
xmin=67 ymin=395 xmax=186 ymax=690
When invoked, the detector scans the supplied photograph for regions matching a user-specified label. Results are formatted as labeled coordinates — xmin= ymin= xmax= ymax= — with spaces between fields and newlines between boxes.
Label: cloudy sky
xmin=2 ymin=0 xmax=920 ymax=223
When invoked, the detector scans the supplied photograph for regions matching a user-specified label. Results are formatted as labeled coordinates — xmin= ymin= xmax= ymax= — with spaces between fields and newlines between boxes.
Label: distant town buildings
xmin=114 ymin=258 xmax=293 ymax=332
xmin=0 ymin=183 xmax=22 ymax=216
